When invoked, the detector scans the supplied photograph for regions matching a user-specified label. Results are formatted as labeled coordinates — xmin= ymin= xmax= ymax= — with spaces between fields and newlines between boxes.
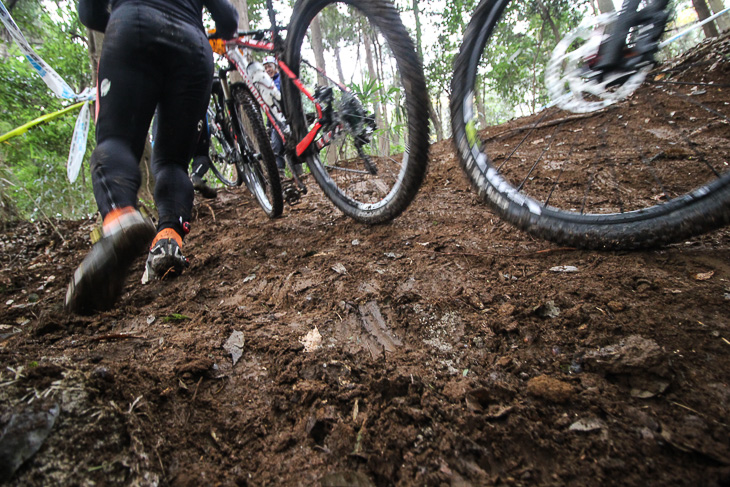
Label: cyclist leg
xmin=191 ymin=116 xmax=217 ymax=198
xmin=90 ymin=6 xmax=161 ymax=216
xmin=270 ymin=127 xmax=286 ymax=176
xmin=66 ymin=4 xmax=164 ymax=313
xmin=148 ymin=20 xmax=213 ymax=265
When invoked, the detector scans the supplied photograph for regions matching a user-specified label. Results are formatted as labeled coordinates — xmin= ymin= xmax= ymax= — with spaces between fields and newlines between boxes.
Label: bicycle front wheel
xmin=283 ymin=0 xmax=430 ymax=224
xmin=232 ymin=86 xmax=283 ymax=218
xmin=450 ymin=0 xmax=730 ymax=249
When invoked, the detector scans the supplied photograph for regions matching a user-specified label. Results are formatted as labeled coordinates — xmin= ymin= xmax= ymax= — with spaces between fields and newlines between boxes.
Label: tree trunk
xmin=412 ymin=0 xmax=423 ymax=60
xmin=362 ymin=26 xmax=387 ymax=155
xmin=535 ymin=0 xmax=560 ymax=42
xmin=476 ymin=82 xmax=488 ymax=127
xmin=87 ymin=31 xmax=104 ymax=89
xmin=412 ymin=0 xmax=441 ymax=141
xmin=707 ymin=0 xmax=730 ymax=32
xmin=334 ymin=45 xmax=346 ymax=85
xmin=0 ymin=175 xmax=19 ymax=227
xmin=430 ymin=103 xmax=443 ymax=142
xmin=138 ymin=142 xmax=155 ymax=207
xmin=373 ymin=35 xmax=392 ymax=153
xmin=595 ymin=0 xmax=615 ymax=13
xmin=230 ymin=0 xmax=249 ymax=30
xmin=692 ymin=0 xmax=720 ymax=37
xmin=310 ymin=15 xmax=328 ymax=86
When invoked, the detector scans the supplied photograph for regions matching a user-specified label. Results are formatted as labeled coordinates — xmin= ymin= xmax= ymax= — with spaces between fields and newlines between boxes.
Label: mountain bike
xmin=206 ymin=71 xmax=283 ymax=218
xmin=451 ymin=0 xmax=730 ymax=249
xmin=211 ymin=0 xmax=430 ymax=224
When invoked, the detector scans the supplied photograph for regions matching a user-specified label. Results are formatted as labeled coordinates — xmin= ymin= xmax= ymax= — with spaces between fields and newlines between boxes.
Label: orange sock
xmin=102 ymin=206 xmax=136 ymax=233
xmin=151 ymin=228 xmax=183 ymax=249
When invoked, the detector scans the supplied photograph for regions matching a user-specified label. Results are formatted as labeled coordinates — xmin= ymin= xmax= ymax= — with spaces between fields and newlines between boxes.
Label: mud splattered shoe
xmin=65 ymin=207 xmax=155 ymax=315
xmin=142 ymin=229 xmax=189 ymax=282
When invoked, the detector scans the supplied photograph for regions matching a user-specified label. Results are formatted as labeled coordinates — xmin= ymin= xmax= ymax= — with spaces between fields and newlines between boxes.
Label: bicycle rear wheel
xmin=283 ymin=0 xmax=430 ymax=224
xmin=208 ymin=82 xmax=243 ymax=187
xmin=232 ymin=86 xmax=283 ymax=218
xmin=450 ymin=0 xmax=730 ymax=249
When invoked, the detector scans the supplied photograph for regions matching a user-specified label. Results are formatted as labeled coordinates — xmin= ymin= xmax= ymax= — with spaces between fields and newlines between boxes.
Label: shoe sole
xmin=148 ymin=239 xmax=187 ymax=279
xmin=66 ymin=218 xmax=155 ymax=315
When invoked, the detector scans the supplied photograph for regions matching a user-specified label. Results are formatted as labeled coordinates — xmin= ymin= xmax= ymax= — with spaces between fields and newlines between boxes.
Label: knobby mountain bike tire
xmin=232 ymin=85 xmax=283 ymax=218
xmin=208 ymin=83 xmax=243 ymax=187
xmin=283 ymin=0 xmax=430 ymax=224
xmin=450 ymin=0 xmax=730 ymax=250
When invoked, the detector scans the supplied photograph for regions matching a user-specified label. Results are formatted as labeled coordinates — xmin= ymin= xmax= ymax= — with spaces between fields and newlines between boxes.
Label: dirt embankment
xmin=2 ymin=42 xmax=730 ymax=487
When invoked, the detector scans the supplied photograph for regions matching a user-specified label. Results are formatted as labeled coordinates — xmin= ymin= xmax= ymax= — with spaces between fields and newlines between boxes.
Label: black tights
xmin=91 ymin=2 xmax=213 ymax=238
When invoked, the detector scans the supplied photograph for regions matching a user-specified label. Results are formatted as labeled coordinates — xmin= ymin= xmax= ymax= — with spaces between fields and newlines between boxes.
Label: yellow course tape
xmin=0 ymin=100 xmax=88 ymax=144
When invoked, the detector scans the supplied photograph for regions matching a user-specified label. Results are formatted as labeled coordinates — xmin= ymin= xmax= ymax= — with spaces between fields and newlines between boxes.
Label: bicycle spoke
xmin=286 ymin=0 xmax=430 ymax=222
xmin=451 ymin=0 xmax=730 ymax=248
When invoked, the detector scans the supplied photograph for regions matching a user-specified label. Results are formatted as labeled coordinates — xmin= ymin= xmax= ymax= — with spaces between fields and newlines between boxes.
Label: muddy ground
xmin=2 ymin=47 xmax=730 ymax=487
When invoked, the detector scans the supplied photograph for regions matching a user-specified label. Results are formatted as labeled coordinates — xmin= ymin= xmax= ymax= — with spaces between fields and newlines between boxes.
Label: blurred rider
xmin=67 ymin=0 xmax=238 ymax=314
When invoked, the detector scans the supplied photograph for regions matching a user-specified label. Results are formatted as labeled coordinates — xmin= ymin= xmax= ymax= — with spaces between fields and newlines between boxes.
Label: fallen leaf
xmin=301 ymin=326 xmax=322 ymax=353
xmin=223 ymin=331 xmax=245 ymax=365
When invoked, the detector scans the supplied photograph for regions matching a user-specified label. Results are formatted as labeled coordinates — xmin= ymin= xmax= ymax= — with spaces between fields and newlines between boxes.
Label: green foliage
xmin=163 ymin=313 xmax=191 ymax=322
xmin=474 ymin=0 xmax=590 ymax=122
xmin=0 ymin=0 xmax=95 ymax=221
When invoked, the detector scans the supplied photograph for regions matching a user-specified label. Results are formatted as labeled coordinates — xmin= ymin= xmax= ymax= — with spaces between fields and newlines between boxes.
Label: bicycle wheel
xmin=232 ymin=85 xmax=283 ymax=218
xmin=450 ymin=0 xmax=730 ymax=250
xmin=208 ymin=84 xmax=243 ymax=187
xmin=283 ymin=0 xmax=430 ymax=224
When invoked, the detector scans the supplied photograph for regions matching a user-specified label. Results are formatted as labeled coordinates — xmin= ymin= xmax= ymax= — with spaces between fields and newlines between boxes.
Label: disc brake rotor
xmin=545 ymin=13 xmax=650 ymax=114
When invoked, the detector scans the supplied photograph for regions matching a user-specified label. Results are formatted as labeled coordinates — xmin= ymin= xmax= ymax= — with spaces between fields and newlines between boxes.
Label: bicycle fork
xmin=592 ymin=0 xmax=670 ymax=75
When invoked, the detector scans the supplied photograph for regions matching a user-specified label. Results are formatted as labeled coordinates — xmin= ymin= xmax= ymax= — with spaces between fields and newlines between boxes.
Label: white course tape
xmin=67 ymin=100 xmax=90 ymax=183
xmin=1 ymin=0 xmax=95 ymax=182
xmin=0 ymin=1 xmax=84 ymax=100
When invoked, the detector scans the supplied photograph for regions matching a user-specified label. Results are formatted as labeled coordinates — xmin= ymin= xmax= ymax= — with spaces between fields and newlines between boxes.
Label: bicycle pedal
xmin=282 ymin=180 xmax=302 ymax=206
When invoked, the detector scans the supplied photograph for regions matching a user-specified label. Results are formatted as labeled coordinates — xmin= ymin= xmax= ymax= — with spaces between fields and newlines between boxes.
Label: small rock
xmin=607 ymin=301 xmax=625 ymax=312
xmin=498 ymin=303 xmax=515 ymax=316
xmin=695 ymin=271 xmax=714 ymax=281
xmin=534 ymin=300 xmax=560 ymax=319
xmin=0 ymin=404 xmax=59 ymax=479
xmin=569 ymin=418 xmax=606 ymax=432
xmin=526 ymin=375 xmax=574 ymax=403
xmin=550 ymin=265 xmax=578 ymax=273
xmin=301 ymin=327 xmax=322 ymax=353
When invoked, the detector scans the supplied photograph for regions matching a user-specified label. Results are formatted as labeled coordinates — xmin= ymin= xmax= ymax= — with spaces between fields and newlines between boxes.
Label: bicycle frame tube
xmin=276 ymin=60 xmax=325 ymax=156
xmin=221 ymin=36 xmax=329 ymax=158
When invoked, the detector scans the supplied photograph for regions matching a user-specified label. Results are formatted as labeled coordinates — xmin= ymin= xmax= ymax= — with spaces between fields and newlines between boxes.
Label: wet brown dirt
xmin=2 ymin=43 xmax=730 ymax=487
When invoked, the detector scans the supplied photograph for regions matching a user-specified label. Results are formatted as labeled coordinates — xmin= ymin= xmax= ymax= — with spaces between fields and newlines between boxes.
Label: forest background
xmin=1 ymin=0 xmax=727 ymax=224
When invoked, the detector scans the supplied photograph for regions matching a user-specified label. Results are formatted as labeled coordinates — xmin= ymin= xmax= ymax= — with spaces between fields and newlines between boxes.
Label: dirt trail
xmin=2 ymin=48 xmax=730 ymax=487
